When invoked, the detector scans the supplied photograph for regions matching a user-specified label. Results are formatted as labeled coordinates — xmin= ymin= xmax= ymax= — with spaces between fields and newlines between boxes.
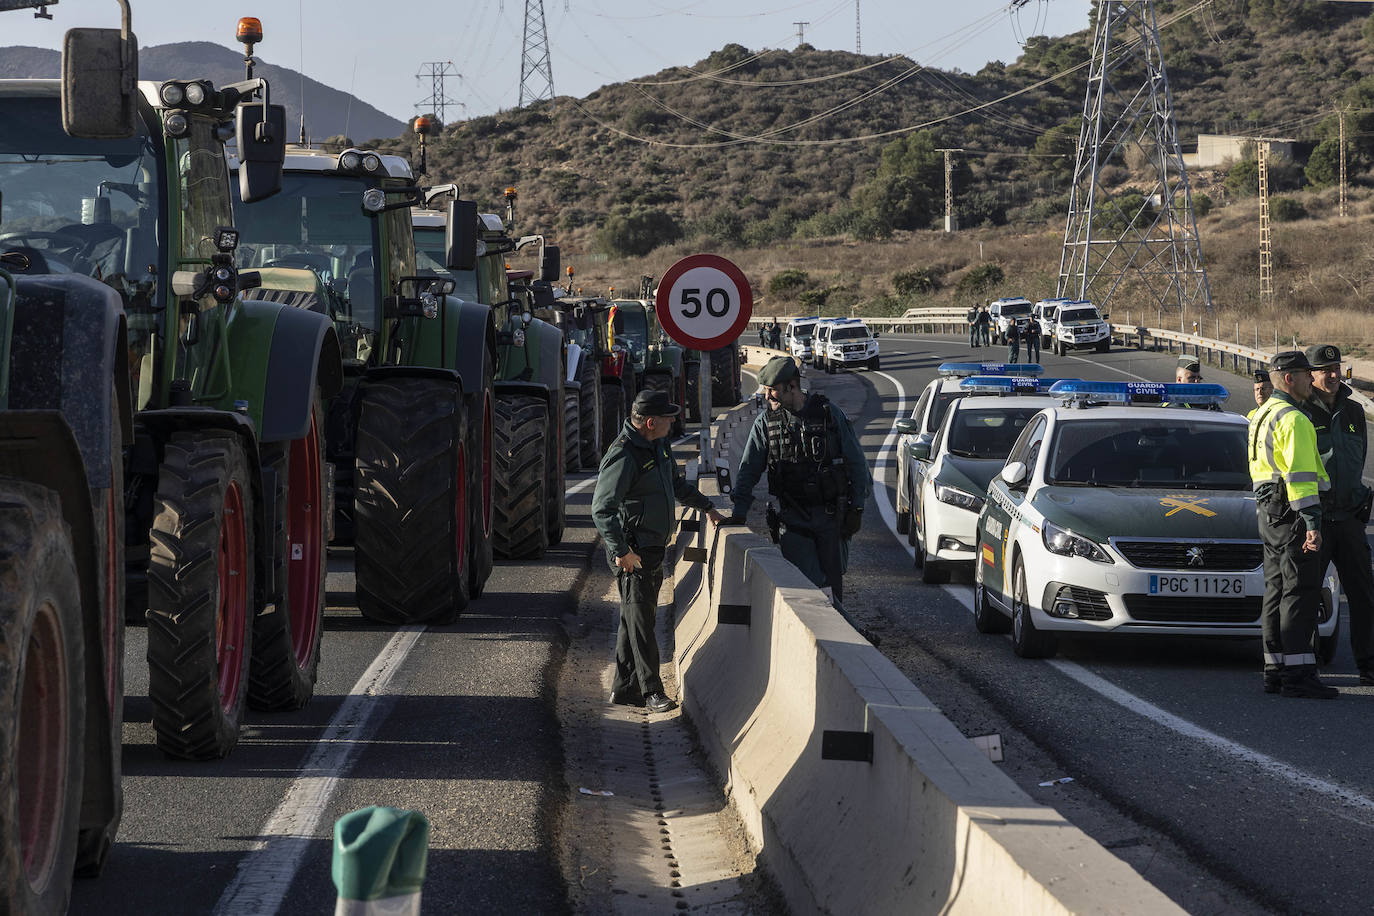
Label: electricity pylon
xmin=519 ymin=0 xmax=555 ymax=106
xmin=1058 ymin=0 xmax=1213 ymax=314
xmin=415 ymin=62 xmax=460 ymax=123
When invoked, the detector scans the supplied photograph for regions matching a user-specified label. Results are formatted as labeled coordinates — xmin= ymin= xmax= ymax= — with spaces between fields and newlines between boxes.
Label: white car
xmin=905 ymin=383 xmax=1062 ymax=583
xmin=810 ymin=319 xmax=842 ymax=369
xmin=973 ymin=380 xmax=1342 ymax=659
xmin=988 ymin=297 xmax=1033 ymax=345
xmin=893 ymin=362 xmax=1043 ymax=537
xmin=817 ymin=318 xmax=879 ymax=372
xmin=1033 ymin=298 xmax=1070 ymax=347
xmin=786 ymin=316 xmax=819 ymax=362
xmin=1048 ymin=299 xmax=1111 ymax=356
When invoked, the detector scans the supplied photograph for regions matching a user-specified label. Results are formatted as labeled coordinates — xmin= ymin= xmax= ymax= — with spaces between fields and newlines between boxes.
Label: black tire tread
xmin=494 ymin=394 xmax=549 ymax=559
xmin=563 ymin=387 xmax=581 ymax=473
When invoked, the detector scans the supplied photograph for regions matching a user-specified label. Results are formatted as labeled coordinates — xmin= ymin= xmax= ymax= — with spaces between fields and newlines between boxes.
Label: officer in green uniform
xmin=592 ymin=389 xmax=725 ymax=712
xmin=1303 ymin=344 xmax=1374 ymax=684
xmin=730 ymin=356 xmax=872 ymax=608
xmin=1175 ymin=354 xmax=1202 ymax=383
xmin=1249 ymin=350 xmax=1336 ymax=698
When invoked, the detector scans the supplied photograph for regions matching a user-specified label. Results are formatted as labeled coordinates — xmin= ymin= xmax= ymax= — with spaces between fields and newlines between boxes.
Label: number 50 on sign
xmin=653 ymin=253 xmax=754 ymax=350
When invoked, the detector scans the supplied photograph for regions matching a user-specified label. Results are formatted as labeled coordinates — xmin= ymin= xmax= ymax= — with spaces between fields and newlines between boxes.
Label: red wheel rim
xmin=103 ymin=485 xmax=119 ymax=713
xmin=215 ymin=480 xmax=248 ymax=712
xmin=481 ymin=393 xmax=493 ymax=535
xmin=287 ymin=412 xmax=323 ymax=669
xmin=18 ymin=600 xmax=67 ymax=890
xmin=455 ymin=444 xmax=468 ymax=569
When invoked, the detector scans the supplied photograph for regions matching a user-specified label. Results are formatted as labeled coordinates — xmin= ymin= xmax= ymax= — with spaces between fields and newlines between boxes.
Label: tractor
xmin=544 ymin=296 xmax=617 ymax=469
xmin=608 ymin=297 xmax=686 ymax=437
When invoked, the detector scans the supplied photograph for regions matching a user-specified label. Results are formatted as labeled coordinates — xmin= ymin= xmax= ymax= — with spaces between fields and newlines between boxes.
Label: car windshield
xmin=791 ymin=321 xmax=815 ymax=340
xmin=831 ymin=326 xmax=869 ymax=340
xmin=1059 ymin=308 xmax=1099 ymax=322
xmin=1047 ymin=418 xmax=1250 ymax=489
xmin=999 ymin=303 xmax=1032 ymax=317
xmin=1040 ymin=306 xmax=1058 ymax=320
xmin=945 ymin=407 xmax=1042 ymax=459
xmin=414 ymin=225 xmax=479 ymax=300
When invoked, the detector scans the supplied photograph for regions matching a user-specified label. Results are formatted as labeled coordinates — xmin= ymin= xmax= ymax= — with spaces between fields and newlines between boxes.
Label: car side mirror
xmin=1000 ymin=461 xmax=1028 ymax=487
xmin=894 ymin=418 xmax=919 ymax=435
xmin=236 ymin=103 xmax=287 ymax=203
xmin=1101 ymin=312 xmax=1110 ymax=320
xmin=62 ymin=27 xmax=140 ymax=139
xmin=910 ymin=440 xmax=931 ymax=461
xmin=446 ymin=199 xmax=478 ymax=271
xmin=872 ymin=330 xmax=881 ymax=337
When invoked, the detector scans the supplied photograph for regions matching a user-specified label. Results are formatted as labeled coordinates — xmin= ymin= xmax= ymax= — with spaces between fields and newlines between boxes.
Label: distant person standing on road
xmin=1303 ymin=344 xmax=1374 ymax=686
xmin=1005 ymin=320 xmax=1021 ymax=363
xmin=1175 ymin=354 xmax=1203 ymax=383
xmin=1249 ymin=350 xmax=1335 ymax=699
xmin=977 ymin=304 xmax=991 ymax=346
xmin=1248 ymin=370 xmax=1273 ymax=419
xmin=593 ymin=389 xmax=726 ymax=712
xmin=729 ymin=356 xmax=871 ymax=610
xmin=966 ymin=305 xmax=980 ymax=348
xmin=1023 ymin=315 xmax=1041 ymax=363
xmin=765 ymin=317 xmax=782 ymax=349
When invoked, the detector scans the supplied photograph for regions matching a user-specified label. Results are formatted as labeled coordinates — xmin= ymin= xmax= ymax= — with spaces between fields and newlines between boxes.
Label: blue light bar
xmin=959 ymin=376 xmax=1078 ymax=394
xmin=938 ymin=362 xmax=1044 ymax=378
xmin=1048 ymin=380 xmax=1229 ymax=405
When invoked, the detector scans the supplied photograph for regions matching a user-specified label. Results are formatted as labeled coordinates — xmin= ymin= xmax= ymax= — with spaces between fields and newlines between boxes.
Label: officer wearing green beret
xmin=1303 ymin=344 xmax=1374 ymax=685
xmin=593 ymin=389 xmax=726 ymax=712
xmin=1175 ymin=354 xmax=1202 ymax=383
xmin=730 ymin=356 xmax=871 ymax=608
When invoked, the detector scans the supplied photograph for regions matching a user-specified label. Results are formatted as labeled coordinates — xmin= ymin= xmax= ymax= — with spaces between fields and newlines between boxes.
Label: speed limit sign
xmin=653 ymin=254 xmax=753 ymax=350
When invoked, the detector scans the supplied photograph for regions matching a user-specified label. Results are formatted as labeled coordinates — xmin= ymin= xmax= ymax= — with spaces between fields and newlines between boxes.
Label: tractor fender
xmin=9 ymin=274 xmax=132 ymax=488
xmin=526 ymin=317 xmax=565 ymax=397
xmin=364 ymin=365 xmax=464 ymax=395
xmin=258 ymin=304 xmax=343 ymax=444
xmin=446 ymin=298 xmax=497 ymax=400
xmin=494 ymin=380 xmax=550 ymax=402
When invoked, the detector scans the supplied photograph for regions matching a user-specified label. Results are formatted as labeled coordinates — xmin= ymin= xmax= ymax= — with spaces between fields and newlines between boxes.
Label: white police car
xmin=988 ymin=297 xmax=1033 ymax=345
xmin=786 ymin=316 xmax=819 ymax=362
xmin=907 ymin=378 xmax=1063 ymax=583
xmin=1033 ymin=298 xmax=1070 ymax=348
xmin=893 ymin=363 xmax=1043 ymax=537
xmin=818 ymin=318 xmax=880 ymax=372
xmin=973 ymin=381 xmax=1342 ymax=659
xmin=1048 ymin=299 xmax=1111 ymax=356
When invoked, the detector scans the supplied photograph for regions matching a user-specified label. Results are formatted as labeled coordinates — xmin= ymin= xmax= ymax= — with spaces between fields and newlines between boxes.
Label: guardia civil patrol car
xmin=906 ymin=378 xmax=1063 ymax=584
xmin=894 ymin=363 xmax=1042 ymax=536
xmin=1047 ymin=299 xmax=1111 ymax=356
xmin=973 ymin=380 xmax=1341 ymax=659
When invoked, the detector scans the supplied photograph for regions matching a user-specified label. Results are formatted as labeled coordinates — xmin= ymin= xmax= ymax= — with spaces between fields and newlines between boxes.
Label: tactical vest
xmin=764 ymin=394 xmax=848 ymax=507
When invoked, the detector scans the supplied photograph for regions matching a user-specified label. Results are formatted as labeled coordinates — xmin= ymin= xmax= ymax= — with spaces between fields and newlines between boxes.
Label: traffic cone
xmin=332 ymin=806 xmax=430 ymax=915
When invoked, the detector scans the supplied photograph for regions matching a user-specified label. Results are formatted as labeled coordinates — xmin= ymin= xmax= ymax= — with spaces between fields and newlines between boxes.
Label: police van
xmin=1048 ymin=299 xmax=1111 ymax=356
xmin=1033 ymin=298 xmax=1070 ymax=348
xmin=816 ymin=318 xmax=880 ymax=373
xmin=786 ymin=316 xmax=819 ymax=362
xmin=988 ymin=297 xmax=1034 ymax=345
xmin=972 ymin=381 xmax=1342 ymax=659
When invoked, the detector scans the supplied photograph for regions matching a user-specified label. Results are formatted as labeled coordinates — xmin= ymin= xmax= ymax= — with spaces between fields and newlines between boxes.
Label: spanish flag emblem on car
xmin=981 ymin=544 xmax=996 ymax=566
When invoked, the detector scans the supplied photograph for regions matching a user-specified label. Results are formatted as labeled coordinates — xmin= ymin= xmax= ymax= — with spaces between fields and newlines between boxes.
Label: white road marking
xmin=867 ymin=345 xmax=1374 ymax=826
xmin=212 ymin=626 xmax=427 ymax=915
xmin=567 ymin=474 xmax=599 ymax=495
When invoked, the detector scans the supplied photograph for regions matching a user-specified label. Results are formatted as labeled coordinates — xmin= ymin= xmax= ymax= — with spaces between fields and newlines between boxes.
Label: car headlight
xmin=935 ymin=483 xmax=984 ymax=514
xmin=1042 ymin=520 xmax=1113 ymax=563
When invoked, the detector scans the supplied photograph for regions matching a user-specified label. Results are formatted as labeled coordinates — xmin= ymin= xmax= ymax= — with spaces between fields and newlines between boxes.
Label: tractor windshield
xmin=414 ymin=225 xmax=480 ymax=301
xmin=610 ymin=302 xmax=649 ymax=361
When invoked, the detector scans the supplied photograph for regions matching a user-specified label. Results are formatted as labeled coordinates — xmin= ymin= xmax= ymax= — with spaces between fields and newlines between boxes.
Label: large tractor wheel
xmin=546 ymin=396 xmax=566 ymax=547
xmin=250 ymin=392 xmax=326 ymax=710
xmin=0 ymin=481 xmax=85 ymax=916
xmin=147 ymin=431 xmax=254 ymax=760
xmin=600 ymin=382 xmax=625 ymax=461
xmin=493 ymin=394 xmax=549 ymax=560
xmin=467 ymin=387 xmax=495 ymax=599
xmin=563 ymin=387 xmax=581 ymax=473
xmin=579 ymin=365 xmax=601 ymax=468
xmin=354 ymin=378 xmax=471 ymax=625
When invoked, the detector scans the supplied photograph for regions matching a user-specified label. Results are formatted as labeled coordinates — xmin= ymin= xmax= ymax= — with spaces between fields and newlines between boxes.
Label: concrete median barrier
xmin=670 ymin=405 xmax=1182 ymax=915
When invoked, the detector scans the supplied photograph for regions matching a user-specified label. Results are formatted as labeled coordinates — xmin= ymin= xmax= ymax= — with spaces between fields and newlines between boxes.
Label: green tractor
xmin=0 ymin=8 xmax=338 ymax=907
xmin=231 ymin=146 xmax=499 ymax=622
xmin=550 ymin=295 xmax=630 ymax=458
xmin=411 ymin=201 xmax=568 ymax=560
xmin=608 ymin=298 xmax=686 ymax=437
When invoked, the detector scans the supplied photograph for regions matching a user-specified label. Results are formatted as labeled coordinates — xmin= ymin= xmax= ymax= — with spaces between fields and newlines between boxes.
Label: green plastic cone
xmin=332 ymin=806 xmax=429 ymax=915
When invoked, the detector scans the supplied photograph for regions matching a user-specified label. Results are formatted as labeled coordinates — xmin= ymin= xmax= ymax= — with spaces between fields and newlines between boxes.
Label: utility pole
xmin=855 ymin=0 xmax=861 ymax=53
xmin=414 ymin=61 xmax=460 ymax=123
xmin=794 ymin=20 xmax=809 ymax=47
xmin=1339 ymin=105 xmax=1348 ymax=218
xmin=1059 ymin=0 xmax=1213 ymax=315
xmin=519 ymin=0 xmax=555 ymax=106
xmin=936 ymin=148 xmax=964 ymax=232
xmin=1258 ymin=139 xmax=1273 ymax=308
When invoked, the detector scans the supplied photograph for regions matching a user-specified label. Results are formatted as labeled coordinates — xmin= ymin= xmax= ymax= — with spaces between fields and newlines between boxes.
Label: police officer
xmin=1249 ymin=370 xmax=1273 ymax=419
xmin=1250 ymin=351 xmax=1336 ymax=698
xmin=1023 ymin=315 xmax=1041 ymax=363
xmin=1175 ymin=354 xmax=1202 ymax=383
xmin=1304 ymin=344 xmax=1374 ymax=685
xmin=1005 ymin=319 xmax=1021 ymax=363
xmin=977 ymin=304 xmax=991 ymax=346
xmin=729 ymin=356 xmax=871 ymax=608
xmin=592 ymin=389 xmax=725 ymax=712
xmin=765 ymin=317 xmax=782 ymax=349
xmin=967 ymin=305 xmax=980 ymax=348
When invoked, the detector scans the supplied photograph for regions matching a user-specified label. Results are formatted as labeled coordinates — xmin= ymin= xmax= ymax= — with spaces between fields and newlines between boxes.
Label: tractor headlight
xmin=160 ymin=83 xmax=185 ymax=106
xmin=361 ymin=188 xmax=387 ymax=212
xmin=339 ymin=150 xmax=362 ymax=171
xmin=1042 ymin=520 xmax=1113 ymax=564
xmin=362 ymin=153 xmax=383 ymax=173
xmin=164 ymin=111 xmax=189 ymax=137
xmin=183 ymin=82 xmax=207 ymax=106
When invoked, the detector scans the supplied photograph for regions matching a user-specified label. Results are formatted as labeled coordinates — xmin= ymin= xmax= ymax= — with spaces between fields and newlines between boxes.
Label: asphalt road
xmin=830 ymin=334 xmax=1374 ymax=914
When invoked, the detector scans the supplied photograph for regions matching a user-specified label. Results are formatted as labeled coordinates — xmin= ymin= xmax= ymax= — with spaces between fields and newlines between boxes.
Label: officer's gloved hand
xmin=842 ymin=507 xmax=863 ymax=538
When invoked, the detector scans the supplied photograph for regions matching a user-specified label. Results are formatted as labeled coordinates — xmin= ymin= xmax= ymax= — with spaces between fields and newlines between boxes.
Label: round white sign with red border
xmin=654 ymin=254 xmax=753 ymax=350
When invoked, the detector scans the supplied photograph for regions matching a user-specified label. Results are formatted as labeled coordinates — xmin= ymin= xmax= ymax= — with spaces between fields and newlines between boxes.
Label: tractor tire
xmin=579 ymin=373 xmax=601 ymax=468
xmin=467 ymin=386 xmax=495 ymax=599
xmin=600 ymin=384 xmax=626 ymax=459
xmin=250 ymin=391 xmax=326 ymax=711
xmin=563 ymin=387 xmax=581 ymax=474
xmin=684 ymin=362 xmax=702 ymax=424
xmin=354 ymin=378 xmax=471 ymax=625
xmin=0 ymin=481 xmax=85 ymax=916
xmin=494 ymin=394 xmax=549 ymax=560
xmin=147 ymin=431 xmax=254 ymax=760
xmin=546 ymin=396 xmax=566 ymax=546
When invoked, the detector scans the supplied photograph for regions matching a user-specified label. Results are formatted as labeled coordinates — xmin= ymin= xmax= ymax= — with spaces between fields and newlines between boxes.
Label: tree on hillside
xmin=854 ymin=131 xmax=967 ymax=235
xmin=1032 ymin=120 xmax=1078 ymax=180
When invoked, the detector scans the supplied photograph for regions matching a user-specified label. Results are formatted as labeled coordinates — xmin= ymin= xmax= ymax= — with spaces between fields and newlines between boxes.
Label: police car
xmin=1048 ymin=299 xmax=1111 ymax=356
xmin=1033 ymin=298 xmax=1070 ymax=348
xmin=973 ymin=381 xmax=1342 ymax=659
xmin=786 ymin=316 xmax=819 ymax=362
xmin=893 ymin=363 xmax=1043 ymax=537
xmin=907 ymin=378 xmax=1064 ymax=584
xmin=817 ymin=318 xmax=880 ymax=373
xmin=988 ymin=297 xmax=1033 ymax=344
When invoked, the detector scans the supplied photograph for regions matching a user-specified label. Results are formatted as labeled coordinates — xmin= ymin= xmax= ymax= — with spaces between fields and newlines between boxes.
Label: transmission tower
xmin=519 ymin=0 xmax=555 ymax=106
xmin=415 ymin=61 xmax=461 ymax=123
xmin=855 ymin=0 xmax=861 ymax=53
xmin=794 ymin=21 xmax=809 ymax=46
xmin=1058 ymin=1 xmax=1212 ymax=315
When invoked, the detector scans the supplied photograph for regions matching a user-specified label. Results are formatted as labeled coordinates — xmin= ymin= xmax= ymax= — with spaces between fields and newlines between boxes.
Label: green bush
xmin=692 ymin=208 xmax=745 ymax=246
xmin=892 ymin=267 xmax=940 ymax=296
xmin=767 ymin=268 xmax=810 ymax=297
xmin=799 ymin=287 xmax=833 ymax=311
xmin=1192 ymin=192 xmax=1213 ymax=219
xmin=954 ymin=263 xmax=1005 ymax=298
xmin=594 ymin=209 xmax=683 ymax=257
xmin=1304 ymin=138 xmax=1341 ymax=187
xmin=1270 ymin=196 xmax=1308 ymax=222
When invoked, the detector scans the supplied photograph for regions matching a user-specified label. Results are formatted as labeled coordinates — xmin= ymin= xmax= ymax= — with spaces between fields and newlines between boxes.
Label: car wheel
xmin=911 ymin=511 xmax=924 ymax=566
xmin=1096 ymin=339 xmax=1109 ymax=353
xmin=973 ymin=559 xmax=1011 ymax=634
xmin=1010 ymin=557 xmax=1057 ymax=658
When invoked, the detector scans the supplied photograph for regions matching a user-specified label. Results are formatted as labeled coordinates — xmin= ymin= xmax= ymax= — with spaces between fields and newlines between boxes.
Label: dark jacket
xmin=1305 ymin=384 xmax=1371 ymax=520
xmin=592 ymin=420 xmax=714 ymax=562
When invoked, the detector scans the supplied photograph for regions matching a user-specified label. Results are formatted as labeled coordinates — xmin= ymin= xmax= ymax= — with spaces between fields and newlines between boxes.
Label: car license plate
xmin=1148 ymin=574 xmax=1248 ymax=596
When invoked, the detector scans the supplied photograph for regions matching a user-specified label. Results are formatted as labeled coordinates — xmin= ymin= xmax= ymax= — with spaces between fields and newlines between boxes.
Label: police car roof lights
xmin=938 ymin=362 xmax=1043 ymax=378
xmin=1048 ymin=380 xmax=1229 ymax=406
xmin=958 ymin=376 xmax=1076 ymax=394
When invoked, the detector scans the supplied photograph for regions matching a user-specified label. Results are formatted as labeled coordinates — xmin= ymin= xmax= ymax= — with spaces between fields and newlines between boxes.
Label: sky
xmin=4 ymin=0 xmax=1093 ymax=123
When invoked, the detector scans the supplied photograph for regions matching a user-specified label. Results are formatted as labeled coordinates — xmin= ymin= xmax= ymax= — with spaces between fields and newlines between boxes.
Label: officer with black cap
xmin=1250 ymin=350 xmax=1336 ymax=698
xmin=1303 ymin=344 xmax=1374 ymax=684
xmin=593 ymin=388 xmax=726 ymax=712
xmin=730 ymin=356 xmax=871 ymax=608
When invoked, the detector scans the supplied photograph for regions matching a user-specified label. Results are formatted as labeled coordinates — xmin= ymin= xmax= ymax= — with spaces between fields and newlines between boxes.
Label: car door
xmin=980 ymin=414 xmax=1046 ymax=606
xmin=897 ymin=384 xmax=934 ymax=517
xmin=912 ymin=405 xmax=949 ymax=537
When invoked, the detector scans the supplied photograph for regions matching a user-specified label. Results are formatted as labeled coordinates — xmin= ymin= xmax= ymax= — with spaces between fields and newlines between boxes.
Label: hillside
xmin=0 ymin=42 xmax=403 ymax=143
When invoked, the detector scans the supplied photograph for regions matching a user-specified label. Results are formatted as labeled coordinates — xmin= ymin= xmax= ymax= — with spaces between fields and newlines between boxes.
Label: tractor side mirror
xmin=541 ymin=244 xmax=560 ymax=282
xmin=62 ymin=28 xmax=140 ymax=139
xmin=236 ymin=103 xmax=286 ymax=202
xmin=446 ymin=199 xmax=478 ymax=271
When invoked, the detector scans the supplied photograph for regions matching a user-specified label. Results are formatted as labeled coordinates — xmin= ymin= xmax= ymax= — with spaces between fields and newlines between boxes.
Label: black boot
xmin=1281 ymin=667 xmax=1339 ymax=699
xmin=1263 ymin=667 xmax=1283 ymax=694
